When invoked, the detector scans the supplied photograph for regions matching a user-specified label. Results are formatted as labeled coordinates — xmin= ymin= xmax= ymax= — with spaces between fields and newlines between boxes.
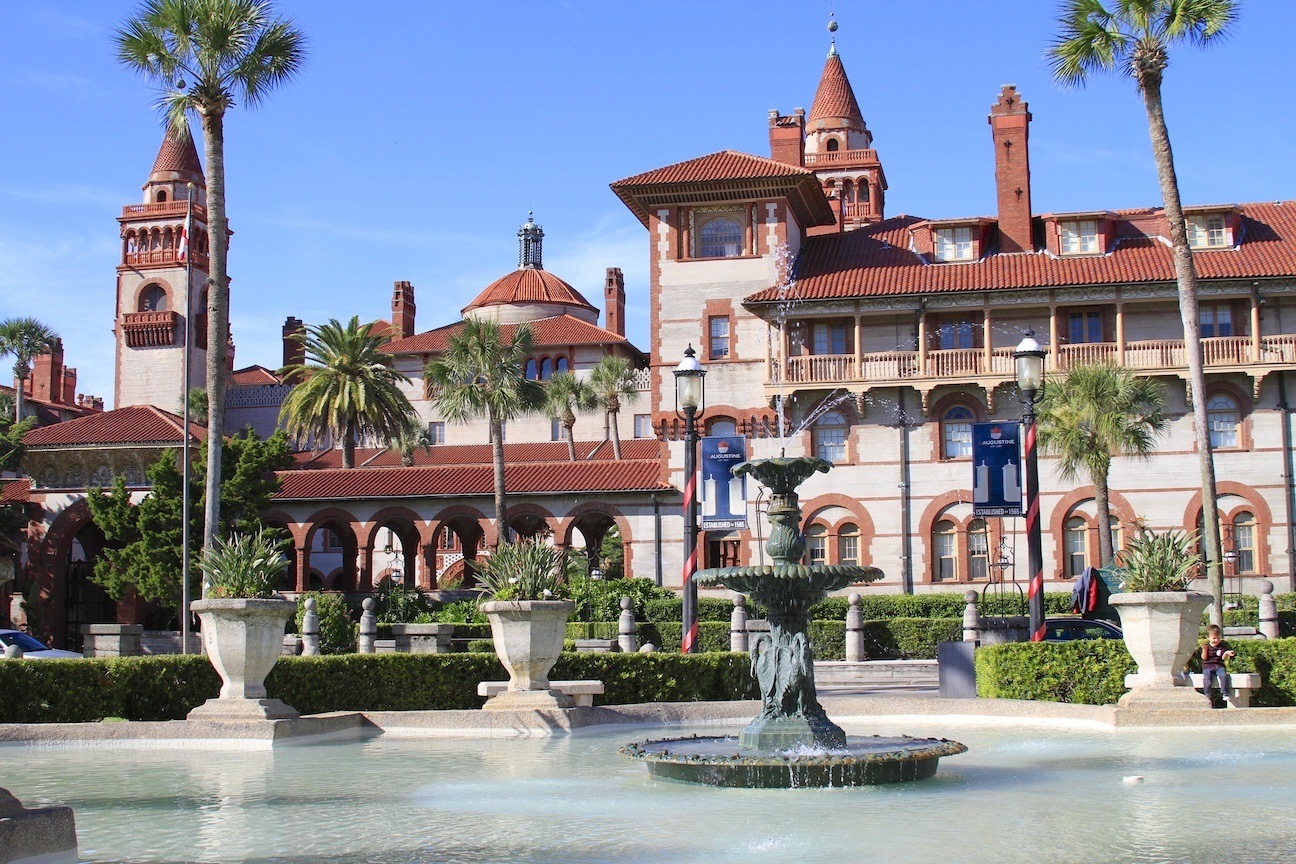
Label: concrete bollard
xmin=3 ymin=643 xmax=22 ymax=659
xmin=845 ymin=593 xmax=865 ymax=662
xmin=963 ymin=590 xmax=980 ymax=644
xmin=618 ymin=596 xmax=638 ymax=654
xmin=358 ymin=597 xmax=377 ymax=654
xmin=1258 ymin=579 xmax=1279 ymax=640
xmin=730 ymin=595 xmax=749 ymax=653
xmin=301 ymin=597 xmax=320 ymax=656
xmin=638 ymin=643 xmax=657 ymax=653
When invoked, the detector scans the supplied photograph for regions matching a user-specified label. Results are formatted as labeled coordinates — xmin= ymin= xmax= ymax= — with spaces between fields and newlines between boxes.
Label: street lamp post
xmin=674 ymin=345 xmax=706 ymax=654
xmin=1014 ymin=328 xmax=1047 ymax=643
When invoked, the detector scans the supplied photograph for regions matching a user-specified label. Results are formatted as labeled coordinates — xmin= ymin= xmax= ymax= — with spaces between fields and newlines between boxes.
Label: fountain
xmin=622 ymin=456 xmax=966 ymax=787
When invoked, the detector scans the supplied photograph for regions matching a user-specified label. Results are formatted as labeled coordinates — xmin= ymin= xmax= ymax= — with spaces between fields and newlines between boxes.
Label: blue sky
xmin=2 ymin=1 xmax=1293 ymax=409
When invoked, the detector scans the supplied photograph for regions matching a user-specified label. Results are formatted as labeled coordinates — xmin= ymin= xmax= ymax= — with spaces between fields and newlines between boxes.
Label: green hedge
xmin=975 ymin=637 xmax=1296 ymax=707
xmin=643 ymin=597 xmax=733 ymax=624
xmin=0 ymin=651 xmax=757 ymax=723
xmin=807 ymin=591 xmax=1073 ymax=621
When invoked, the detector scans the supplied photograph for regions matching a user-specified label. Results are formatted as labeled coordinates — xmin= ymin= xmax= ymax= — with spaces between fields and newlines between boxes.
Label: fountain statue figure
xmin=621 ymin=456 xmax=966 ymax=787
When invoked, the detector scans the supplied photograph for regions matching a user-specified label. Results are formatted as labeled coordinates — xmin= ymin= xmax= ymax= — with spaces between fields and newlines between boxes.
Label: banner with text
xmin=700 ymin=436 xmax=748 ymax=530
xmin=972 ymin=422 xmax=1023 ymax=517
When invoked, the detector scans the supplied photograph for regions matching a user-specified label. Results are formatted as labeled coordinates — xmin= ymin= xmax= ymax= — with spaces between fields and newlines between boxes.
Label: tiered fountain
xmin=622 ymin=456 xmax=966 ymax=787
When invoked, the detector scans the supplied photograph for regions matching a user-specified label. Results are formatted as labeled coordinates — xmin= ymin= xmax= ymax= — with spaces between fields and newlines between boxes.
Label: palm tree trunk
xmin=11 ymin=360 xmax=26 ymax=423
xmin=200 ymin=109 xmax=229 ymax=554
xmin=564 ymin=416 xmax=577 ymax=462
xmin=1094 ymin=470 xmax=1114 ymax=568
xmin=490 ymin=413 xmax=508 ymax=544
xmin=343 ymin=417 xmax=357 ymax=469
xmin=608 ymin=396 xmax=622 ymax=460
xmin=1141 ymin=79 xmax=1223 ymax=624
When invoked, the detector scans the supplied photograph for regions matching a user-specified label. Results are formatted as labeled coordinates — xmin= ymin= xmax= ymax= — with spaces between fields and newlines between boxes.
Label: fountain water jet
xmin=622 ymin=456 xmax=966 ymax=787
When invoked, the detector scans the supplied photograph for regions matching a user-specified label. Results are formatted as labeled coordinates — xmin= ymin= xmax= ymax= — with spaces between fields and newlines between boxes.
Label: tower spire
xmin=518 ymin=212 xmax=544 ymax=269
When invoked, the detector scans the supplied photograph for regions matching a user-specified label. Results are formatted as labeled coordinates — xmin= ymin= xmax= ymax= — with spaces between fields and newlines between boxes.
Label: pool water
xmin=2 ymin=718 xmax=1294 ymax=864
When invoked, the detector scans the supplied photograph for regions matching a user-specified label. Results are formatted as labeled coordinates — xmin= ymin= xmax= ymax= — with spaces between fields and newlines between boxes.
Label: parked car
xmin=0 ymin=629 xmax=83 ymax=659
xmin=1043 ymin=618 xmax=1123 ymax=642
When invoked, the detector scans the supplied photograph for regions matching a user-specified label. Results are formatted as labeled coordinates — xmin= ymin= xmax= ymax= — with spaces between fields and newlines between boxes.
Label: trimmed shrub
xmin=0 ymin=655 xmax=219 ymax=723
xmin=1222 ymin=638 xmax=1296 ymax=707
xmin=975 ymin=640 xmax=1135 ymax=705
xmin=268 ymin=654 xmax=503 ymax=713
xmin=635 ymin=621 xmax=730 ymax=652
xmin=466 ymin=639 xmax=495 ymax=653
xmin=553 ymin=652 xmax=756 ymax=704
xmin=568 ymin=576 xmax=675 ymax=623
xmin=643 ymin=597 xmax=731 ymax=624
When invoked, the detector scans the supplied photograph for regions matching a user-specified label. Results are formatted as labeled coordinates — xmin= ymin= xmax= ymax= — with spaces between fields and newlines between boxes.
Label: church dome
xmin=462 ymin=215 xmax=599 ymax=325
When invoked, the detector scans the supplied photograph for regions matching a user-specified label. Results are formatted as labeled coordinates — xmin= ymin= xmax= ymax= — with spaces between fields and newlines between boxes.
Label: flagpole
xmin=181 ymin=185 xmax=194 ymax=654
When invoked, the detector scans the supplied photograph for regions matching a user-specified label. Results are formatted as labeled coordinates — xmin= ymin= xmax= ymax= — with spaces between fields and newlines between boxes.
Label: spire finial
xmin=518 ymin=213 xmax=544 ymax=269
xmin=828 ymin=10 xmax=838 ymax=55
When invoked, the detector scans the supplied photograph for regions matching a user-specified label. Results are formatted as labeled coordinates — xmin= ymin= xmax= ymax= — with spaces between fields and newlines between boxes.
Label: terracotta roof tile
xmin=383 ymin=314 xmax=631 ymax=356
xmin=464 ymin=268 xmax=596 ymax=315
xmin=24 ymin=405 xmax=206 ymax=448
xmin=293 ymin=439 xmax=662 ymax=470
xmin=231 ymin=365 xmax=284 ymax=386
xmin=150 ymin=128 xmax=204 ymax=181
xmin=612 ymin=150 xmax=815 ymax=187
xmin=274 ymin=459 xmax=669 ymax=501
xmin=0 ymin=478 xmax=29 ymax=504
xmin=808 ymin=53 xmax=864 ymax=127
xmin=745 ymin=202 xmax=1296 ymax=302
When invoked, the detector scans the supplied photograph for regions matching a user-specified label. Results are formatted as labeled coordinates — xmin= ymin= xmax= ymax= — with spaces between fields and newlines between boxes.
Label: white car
xmin=0 ymin=629 xmax=83 ymax=659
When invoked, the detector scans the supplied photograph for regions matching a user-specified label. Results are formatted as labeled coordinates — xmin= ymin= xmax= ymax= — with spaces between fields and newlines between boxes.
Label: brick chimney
xmin=769 ymin=108 xmax=806 ymax=166
xmin=282 ymin=316 xmax=305 ymax=367
xmin=61 ymin=367 xmax=77 ymax=406
xmin=988 ymin=85 xmax=1034 ymax=254
xmin=26 ymin=338 xmax=64 ymax=404
xmin=392 ymin=281 xmax=416 ymax=339
xmin=604 ymin=268 xmax=626 ymax=338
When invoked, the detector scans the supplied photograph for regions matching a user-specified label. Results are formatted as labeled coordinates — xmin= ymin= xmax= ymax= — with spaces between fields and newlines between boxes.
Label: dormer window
xmin=1188 ymin=214 xmax=1228 ymax=249
xmin=935 ymin=227 xmax=973 ymax=262
xmin=1061 ymin=220 xmax=1099 ymax=255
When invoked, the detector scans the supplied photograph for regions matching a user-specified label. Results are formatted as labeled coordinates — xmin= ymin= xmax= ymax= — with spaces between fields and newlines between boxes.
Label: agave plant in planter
xmin=188 ymin=528 xmax=300 ymax=721
xmin=476 ymin=538 xmax=575 ymax=710
xmin=1110 ymin=529 xmax=1212 ymax=708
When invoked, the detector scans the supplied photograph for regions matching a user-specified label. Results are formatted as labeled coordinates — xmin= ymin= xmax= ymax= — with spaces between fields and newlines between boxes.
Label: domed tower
xmin=114 ymin=128 xmax=210 ymax=411
xmin=802 ymin=41 xmax=886 ymax=229
xmin=462 ymin=214 xmax=600 ymax=325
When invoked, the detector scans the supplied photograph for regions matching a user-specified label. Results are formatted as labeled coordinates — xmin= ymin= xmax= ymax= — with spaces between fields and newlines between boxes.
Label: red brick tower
xmin=989 ymin=85 xmax=1034 ymax=254
xmin=604 ymin=267 xmax=626 ymax=338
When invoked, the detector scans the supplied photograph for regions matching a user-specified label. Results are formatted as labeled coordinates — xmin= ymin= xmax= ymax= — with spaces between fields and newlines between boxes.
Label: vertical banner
xmin=971 ymin=422 xmax=1023 ymax=517
xmin=700 ymin=436 xmax=748 ymax=530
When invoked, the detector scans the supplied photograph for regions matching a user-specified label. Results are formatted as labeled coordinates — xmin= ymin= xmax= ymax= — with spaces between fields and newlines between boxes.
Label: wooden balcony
xmin=121 ymin=310 xmax=179 ymax=348
xmin=768 ymin=335 xmax=1296 ymax=397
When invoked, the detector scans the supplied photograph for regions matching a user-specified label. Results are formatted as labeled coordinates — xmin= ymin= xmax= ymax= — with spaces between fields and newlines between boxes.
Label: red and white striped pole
xmin=1015 ymin=329 xmax=1047 ymax=643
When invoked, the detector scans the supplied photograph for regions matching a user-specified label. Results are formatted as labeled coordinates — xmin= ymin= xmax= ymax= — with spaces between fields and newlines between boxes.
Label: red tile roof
xmin=745 ymin=202 xmax=1296 ymax=302
xmin=231 ymin=365 xmax=284 ymax=386
xmin=24 ymin=405 xmax=206 ymax=448
xmin=464 ymin=269 xmax=597 ymax=315
xmin=808 ymin=52 xmax=864 ymax=127
xmin=613 ymin=150 xmax=816 ymax=188
xmin=292 ymin=439 xmax=662 ymax=470
xmin=274 ymin=459 xmax=669 ymax=501
xmin=0 ymin=478 xmax=29 ymax=504
xmin=383 ymin=314 xmax=632 ymax=356
xmin=150 ymin=128 xmax=204 ymax=180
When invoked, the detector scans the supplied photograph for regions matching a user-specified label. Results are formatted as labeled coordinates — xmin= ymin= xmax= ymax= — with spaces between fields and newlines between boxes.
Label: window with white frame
xmin=699 ymin=216 xmax=743 ymax=258
xmin=1206 ymin=394 xmax=1240 ymax=448
xmin=1065 ymin=516 xmax=1088 ymax=577
xmin=934 ymin=520 xmax=958 ymax=581
xmin=806 ymin=524 xmax=828 ymax=566
xmin=942 ymin=406 xmax=974 ymax=459
xmin=838 ymin=523 xmax=860 ymax=566
xmin=935 ymin=227 xmax=974 ymax=262
xmin=709 ymin=315 xmax=731 ymax=359
xmin=427 ymin=421 xmax=446 ymax=444
xmin=708 ymin=418 xmax=737 ymax=437
xmin=1061 ymin=220 xmax=1099 ymax=255
xmin=1233 ymin=511 xmax=1256 ymax=573
xmin=1109 ymin=516 xmax=1125 ymax=556
xmin=550 ymin=418 xmax=563 ymax=441
xmin=812 ymin=411 xmax=848 ymax=463
xmin=634 ymin=414 xmax=653 ymax=438
xmin=968 ymin=518 xmax=989 ymax=581
xmin=1188 ymin=214 xmax=1228 ymax=249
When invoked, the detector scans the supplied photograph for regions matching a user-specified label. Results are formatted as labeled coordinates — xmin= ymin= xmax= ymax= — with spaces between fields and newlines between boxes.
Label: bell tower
xmin=114 ymin=128 xmax=210 ymax=412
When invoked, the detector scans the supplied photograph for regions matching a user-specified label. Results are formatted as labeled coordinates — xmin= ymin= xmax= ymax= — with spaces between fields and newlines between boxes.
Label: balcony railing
xmin=803 ymin=149 xmax=879 ymax=167
xmin=771 ymin=335 xmax=1296 ymax=387
xmin=123 ymin=248 xmax=209 ymax=269
xmin=840 ymin=202 xmax=875 ymax=220
xmin=121 ymin=201 xmax=207 ymax=220
xmin=121 ymin=310 xmax=179 ymax=348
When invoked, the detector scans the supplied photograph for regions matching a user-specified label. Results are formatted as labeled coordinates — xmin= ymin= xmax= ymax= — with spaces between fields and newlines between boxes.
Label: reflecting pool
xmin=3 ymin=717 xmax=1295 ymax=864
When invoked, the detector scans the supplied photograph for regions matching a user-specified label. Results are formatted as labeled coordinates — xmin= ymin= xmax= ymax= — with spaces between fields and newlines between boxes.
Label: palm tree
xmin=117 ymin=0 xmax=305 ymax=551
xmin=543 ymin=371 xmax=597 ymax=462
xmin=588 ymin=355 xmax=640 ymax=459
xmin=1037 ymin=363 xmax=1168 ymax=567
xmin=391 ymin=420 xmax=432 ymax=467
xmin=278 ymin=317 xmax=415 ymax=469
xmin=0 ymin=317 xmax=59 ymax=423
xmin=1049 ymin=0 xmax=1235 ymax=624
xmin=425 ymin=318 xmax=544 ymax=539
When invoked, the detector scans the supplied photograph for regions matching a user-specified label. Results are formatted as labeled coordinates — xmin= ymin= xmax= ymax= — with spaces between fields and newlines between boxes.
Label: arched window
xmin=1207 ymin=394 xmax=1240 ymax=448
xmin=934 ymin=519 xmax=958 ymax=581
xmin=826 ymin=139 xmax=840 ymax=152
xmin=555 ymin=355 xmax=569 ymax=374
xmin=540 ymin=357 xmax=553 ymax=380
xmin=968 ymin=518 xmax=989 ymax=581
xmin=812 ymin=411 xmax=848 ymax=463
xmin=525 ymin=358 xmax=538 ymax=380
xmin=139 ymin=285 xmax=167 ymax=312
xmin=1232 ymin=511 xmax=1256 ymax=573
xmin=1109 ymin=516 xmax=1125 ymax=557
xmin=942 ymin=405 xmax=974 ymax=459
xmin=806 ymin=524 xmax=828 ymax=566
xmin=64 ymin=466 xmax=86 ymax=489
xmin=37 ymin=466 xmax=57 ymax=488
xmin=842 ymin=179 xmax=855 ymax=204
xmin=699 ymin=217 xmax=742 ymax=259
xmin=156 ymin=189 xmax=168 ymax=202
xmin=90 ymin=464 xmax=113 ymax=488
xmin=708 ymin=418 xmax=737 ymax=437
xmin=1066 ymin=516 xmax=1088 ymax=577
xmin=838 ymin=523 xmax=860 ymax=566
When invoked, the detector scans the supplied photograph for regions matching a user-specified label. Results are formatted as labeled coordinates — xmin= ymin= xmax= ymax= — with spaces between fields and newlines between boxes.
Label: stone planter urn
xmin=1111 ymin=591 xmax=1213 ymax=709
xmin=188 ymin=598 xmax=300 ymax=721
xmin=479 ymin=599 xmax=575 ymax=710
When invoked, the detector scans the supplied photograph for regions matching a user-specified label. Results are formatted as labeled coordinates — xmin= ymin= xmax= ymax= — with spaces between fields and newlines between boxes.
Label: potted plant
xmin=188 ymin=528 xmax=300 ymax=721
xmin=476 ymin=537 xmax=575 ymax=710
xmin=1109 ymin=528 xmax=1212 ymax=708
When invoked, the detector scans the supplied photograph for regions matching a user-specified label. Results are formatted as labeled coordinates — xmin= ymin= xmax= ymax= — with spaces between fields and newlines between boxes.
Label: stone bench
xmin=476 ymin=680 xmax=604 ymax=707
xmin=1187 ymin=672 xmax=1262 ymax=708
